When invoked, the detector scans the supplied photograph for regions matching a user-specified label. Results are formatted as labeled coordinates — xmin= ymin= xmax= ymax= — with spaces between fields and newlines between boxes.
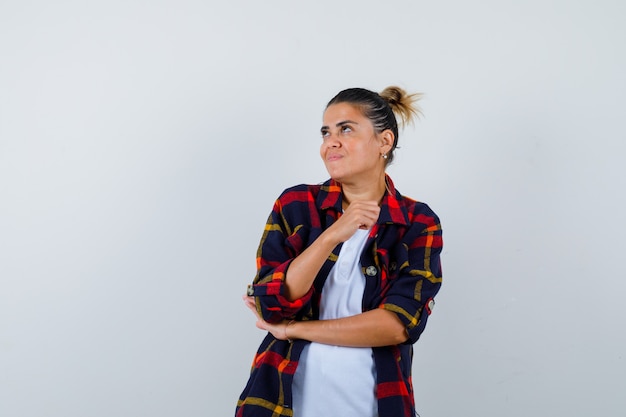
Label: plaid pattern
xmin=236 ymin=176 xmax=443 ymax=417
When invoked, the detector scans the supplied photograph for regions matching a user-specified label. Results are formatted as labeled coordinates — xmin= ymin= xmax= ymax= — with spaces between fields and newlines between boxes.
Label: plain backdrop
xmin=1 ymin=1 xmax=625 ymax=416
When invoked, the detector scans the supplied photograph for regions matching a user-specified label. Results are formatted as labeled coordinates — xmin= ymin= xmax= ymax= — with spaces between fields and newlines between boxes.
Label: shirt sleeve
xmin=379 ymin=208 xmax=443 ymax=344
xmin=247 ymin=195 xmax=314 ymax=324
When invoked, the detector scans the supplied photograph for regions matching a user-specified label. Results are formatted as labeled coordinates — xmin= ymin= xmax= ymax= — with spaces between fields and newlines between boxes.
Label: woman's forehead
xmin=323 ymin=102 xmax=366 ymax=123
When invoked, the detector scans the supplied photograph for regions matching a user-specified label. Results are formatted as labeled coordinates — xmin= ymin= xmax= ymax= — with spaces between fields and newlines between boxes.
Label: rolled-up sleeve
xmin=248 ymin=196 xmax=314 ymax=323
xmin=380 ymin=211 xmax=443 ymax=344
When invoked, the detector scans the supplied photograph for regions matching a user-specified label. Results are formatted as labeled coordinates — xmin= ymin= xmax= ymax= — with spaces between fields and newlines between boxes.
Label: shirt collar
xmin=318 ymin=179 xmax=343 ymax=212
xmin=318 ymin=175 xmax=410 ymax=227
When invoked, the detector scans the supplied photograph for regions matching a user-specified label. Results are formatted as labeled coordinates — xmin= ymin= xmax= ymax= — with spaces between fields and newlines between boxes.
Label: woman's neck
xmin=341 ymin=175 xmax=387 ymax=208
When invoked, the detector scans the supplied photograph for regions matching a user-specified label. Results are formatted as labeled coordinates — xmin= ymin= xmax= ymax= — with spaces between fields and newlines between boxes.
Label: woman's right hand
xmin=327 ymin=200 xmax=380 ymax=243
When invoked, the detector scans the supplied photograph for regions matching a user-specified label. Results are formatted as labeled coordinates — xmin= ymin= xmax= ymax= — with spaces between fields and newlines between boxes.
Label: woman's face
xmin=320 ymin=103 xmax=390 ymax=184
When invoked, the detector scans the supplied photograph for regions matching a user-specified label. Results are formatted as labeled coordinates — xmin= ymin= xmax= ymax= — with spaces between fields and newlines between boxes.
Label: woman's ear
xmin=380 ymin=129 xmax=395 ymax=154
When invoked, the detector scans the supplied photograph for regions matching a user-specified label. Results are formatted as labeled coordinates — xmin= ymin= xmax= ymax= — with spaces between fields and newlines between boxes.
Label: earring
xmin=382 ymin=153 xmax=388 ymax=159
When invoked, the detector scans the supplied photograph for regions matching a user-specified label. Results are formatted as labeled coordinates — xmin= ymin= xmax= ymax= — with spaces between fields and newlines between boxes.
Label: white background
xmin=1 ymin=1 xmax=625 ymax=416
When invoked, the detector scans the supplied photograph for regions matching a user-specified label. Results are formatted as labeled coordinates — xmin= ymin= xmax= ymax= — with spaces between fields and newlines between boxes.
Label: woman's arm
xmin=250 ymin=190 xmax=380 ymax=322
xmin=283 ymin=200 xmax=381 ymax=300
xmin=244 ymin=296 xmax=407 ymax=347
xmin=289 ymin=309 xmax=408 ymax=347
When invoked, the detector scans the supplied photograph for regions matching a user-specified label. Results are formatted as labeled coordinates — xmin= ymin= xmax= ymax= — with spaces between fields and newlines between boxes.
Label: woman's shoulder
xmin=277 ymin=183 xmax=323 ymax=200
xmin=395 ymin=191 xmax=441 ymax=228
xmin=270 ymin=183 xmax=324 ymax=214
xmin=276 ymin=179 xmax=334 ymax=203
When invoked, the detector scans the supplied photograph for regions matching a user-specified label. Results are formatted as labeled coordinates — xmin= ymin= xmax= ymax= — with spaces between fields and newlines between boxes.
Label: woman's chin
xmin=327 ymin=172 xmax=346 ymax=183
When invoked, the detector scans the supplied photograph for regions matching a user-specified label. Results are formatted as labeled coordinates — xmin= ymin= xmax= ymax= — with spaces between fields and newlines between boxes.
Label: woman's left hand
xmin=242 ymin=295 xmax=291 ymax=341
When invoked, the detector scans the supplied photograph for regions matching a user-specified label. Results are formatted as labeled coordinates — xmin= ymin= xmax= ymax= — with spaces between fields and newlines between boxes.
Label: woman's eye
xmin=321 ymin=130 xmax=330 ymax=138
xmin=341 ymin=125 xmax=352 ymax=133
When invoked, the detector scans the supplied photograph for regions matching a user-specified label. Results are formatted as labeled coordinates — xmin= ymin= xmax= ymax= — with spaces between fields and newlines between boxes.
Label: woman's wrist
xmin=286 ymin=320 xmax=297 ymax=343
xmin=319 ymin=228 xmax=341 ymax=249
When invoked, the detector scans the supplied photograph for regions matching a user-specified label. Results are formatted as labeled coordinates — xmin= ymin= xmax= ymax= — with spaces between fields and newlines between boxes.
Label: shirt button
xmin=246 ymin=285 xmax=254 ymax=296
xmin=365 ymin=266 xmax=378 ymax=276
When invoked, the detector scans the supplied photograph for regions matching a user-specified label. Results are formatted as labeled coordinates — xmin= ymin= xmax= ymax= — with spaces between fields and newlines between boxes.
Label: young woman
xmin=236 ymin=86 xmax=443 ymax=417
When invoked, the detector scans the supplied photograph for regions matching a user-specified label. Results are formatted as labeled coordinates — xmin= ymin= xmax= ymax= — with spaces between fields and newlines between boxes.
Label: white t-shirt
xmin=292 ymin=229 xmax=378 ymax=417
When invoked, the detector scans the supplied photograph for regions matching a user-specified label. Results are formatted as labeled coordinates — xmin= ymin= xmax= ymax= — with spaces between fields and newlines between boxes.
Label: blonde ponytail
xmin=379 ymin=86 xmax=423 ymax=127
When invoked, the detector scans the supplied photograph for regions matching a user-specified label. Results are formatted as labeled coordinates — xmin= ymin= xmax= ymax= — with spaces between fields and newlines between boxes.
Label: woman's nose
xmin=324 ymin=133 xmax=341 ymax=147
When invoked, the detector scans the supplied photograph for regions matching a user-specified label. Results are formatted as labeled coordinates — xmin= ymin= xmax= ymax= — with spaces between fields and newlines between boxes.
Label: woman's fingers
xmin=344 ymin=201 xmax=380 ymax=226
xmin=243 ymin=295 xmax=255 ymax=308
xmin=241 ymin=294 xmax=291 ymax=340
xmin=242 ymin=295 xmax=260 ymax=318
xmin=331 ymin=200 xmax=380 ymax=242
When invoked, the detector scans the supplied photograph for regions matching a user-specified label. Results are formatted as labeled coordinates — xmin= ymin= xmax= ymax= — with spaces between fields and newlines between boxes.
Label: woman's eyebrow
xmin=320 ymin=120 xmax=359 ymax=131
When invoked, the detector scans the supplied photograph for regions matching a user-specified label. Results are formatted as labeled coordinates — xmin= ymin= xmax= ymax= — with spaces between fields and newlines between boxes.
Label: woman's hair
xmin=326 ymin=86 xmax=422 ymax=165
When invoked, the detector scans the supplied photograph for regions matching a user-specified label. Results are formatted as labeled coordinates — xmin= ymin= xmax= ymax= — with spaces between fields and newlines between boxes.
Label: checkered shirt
xmin=236 ymin=175 xmax=443 ymax=417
